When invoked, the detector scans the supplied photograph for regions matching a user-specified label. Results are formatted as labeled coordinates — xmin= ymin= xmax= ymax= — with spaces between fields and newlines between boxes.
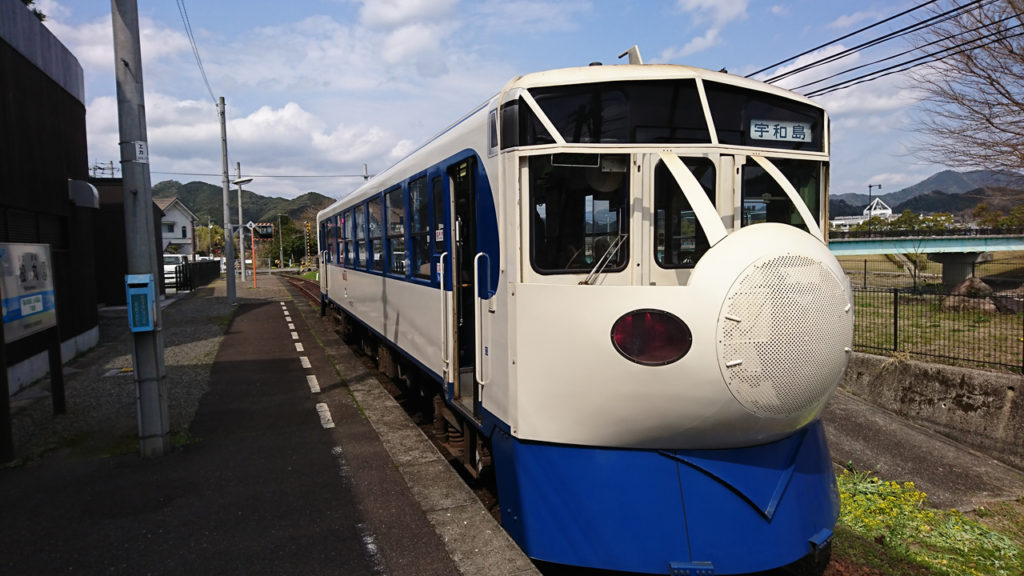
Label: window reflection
xmin=530 ymin=153 xmax=629 ymax=274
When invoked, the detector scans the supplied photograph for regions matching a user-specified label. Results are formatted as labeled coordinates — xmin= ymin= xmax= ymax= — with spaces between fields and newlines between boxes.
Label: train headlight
xmin=611 ymin=309 xmax=692 ymax=366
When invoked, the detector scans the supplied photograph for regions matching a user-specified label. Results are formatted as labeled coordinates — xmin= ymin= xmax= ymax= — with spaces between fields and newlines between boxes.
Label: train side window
xmin=334 ymin=215 xmax=343 ymax=265
xmin=355 ymin=204 xmax=367 ymax=268
xmin=386 ymin=187 xmax=406 ymax=276
xmin=529 ymin=153 xmax=629 ymax=274
xmin=654 ymin=157 xmax=715 ymax=269
xmin=432 ymin=175 xmax=445 ymax=256
xmin=326 ymin=218 xmax=335 ymax=264
xmin=740 ymin=158 xmax=820 ymax=229
xmin=410 ymin=177 xmax=431 ymax=279
xmin=343 ymin=209 xmax=353 ymax=267
xmin=368 ymin=196 xmax=384 ymax=272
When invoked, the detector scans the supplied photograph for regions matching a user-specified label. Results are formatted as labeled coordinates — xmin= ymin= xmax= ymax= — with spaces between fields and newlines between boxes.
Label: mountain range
xmin=829 ymin=169 xmax=1024 ymax=218
xmin=152 ymin=180 xmax=336 ymax=228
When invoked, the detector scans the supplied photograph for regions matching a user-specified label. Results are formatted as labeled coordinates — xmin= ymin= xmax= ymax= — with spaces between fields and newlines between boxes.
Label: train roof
xmin=319 ymin=62 xmax=824 ymax=218
xmin=500 ymin=63 xmax=824 ymax=110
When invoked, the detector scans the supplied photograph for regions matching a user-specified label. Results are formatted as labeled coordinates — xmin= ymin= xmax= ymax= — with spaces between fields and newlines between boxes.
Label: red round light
xmin=611 ymin=309 xmax=692 ymax=366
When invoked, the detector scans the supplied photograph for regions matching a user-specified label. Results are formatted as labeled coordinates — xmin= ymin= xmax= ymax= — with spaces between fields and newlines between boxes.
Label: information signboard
xmin=0 ymin=243 xmax=57 ymax=343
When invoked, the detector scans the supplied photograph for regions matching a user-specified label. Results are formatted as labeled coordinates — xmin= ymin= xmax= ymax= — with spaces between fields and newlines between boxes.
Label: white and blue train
xmin=317 ymin=55 xmax=854 ymax=575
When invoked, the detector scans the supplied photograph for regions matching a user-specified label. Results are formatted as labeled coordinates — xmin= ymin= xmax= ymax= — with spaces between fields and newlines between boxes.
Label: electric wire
xmin=790 ymin=11 xmax=1023 ymax=92
xmin=745 ymin=0 xmax=943 ymax=78
xmin=176 ymin=0 xmax=215 ymax=104
xmin=805 ymin=25 xmax=1024 ymax=97
xmin=763 ymin=0 xmax=993 ymax=85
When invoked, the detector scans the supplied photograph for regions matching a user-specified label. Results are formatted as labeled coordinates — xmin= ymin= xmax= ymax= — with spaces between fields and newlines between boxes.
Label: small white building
xmin=156 ymin=197 xmax=197 ymax=257
xmin=830 ymin=198 xmax=895 ymax=230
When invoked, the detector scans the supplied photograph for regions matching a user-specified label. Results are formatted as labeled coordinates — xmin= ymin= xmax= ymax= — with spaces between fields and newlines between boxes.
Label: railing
xmin=830 ymin=226 xmax=1024 ymax=239
xmin=171 ymin=260 xmax=221 ymax=292
xmin=853 ymin=287 xmax=1024 ymax=373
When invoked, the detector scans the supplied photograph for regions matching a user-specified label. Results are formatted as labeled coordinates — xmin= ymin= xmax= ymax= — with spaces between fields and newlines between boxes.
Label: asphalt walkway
xmin=1 ymin=273 xmax=1021 ymax=575
xmin=0 ymin=275 xmax=535 ymax=576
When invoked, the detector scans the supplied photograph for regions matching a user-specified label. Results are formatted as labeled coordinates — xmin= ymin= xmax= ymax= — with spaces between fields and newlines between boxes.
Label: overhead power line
xmin=747 ymin=0 xmax=1021 ymax=98
xmin=762 ymin=0 xmax=992 ymax=85
xmin=746 ymin=0 xmax=943 ymax=78
xmin=176 ymin=0 xmax=215 ymax=104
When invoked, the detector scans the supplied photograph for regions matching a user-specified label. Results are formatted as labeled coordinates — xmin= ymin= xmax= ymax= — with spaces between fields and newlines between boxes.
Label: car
xmin=163 ymin=254 xmax=188 ymax=287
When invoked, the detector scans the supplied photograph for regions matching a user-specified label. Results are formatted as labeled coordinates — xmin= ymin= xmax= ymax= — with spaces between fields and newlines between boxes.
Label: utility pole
xmin=219 ymin=97 xmax=236 ymax=304
xmin=112 ymin=0 xmax=168 ymax=457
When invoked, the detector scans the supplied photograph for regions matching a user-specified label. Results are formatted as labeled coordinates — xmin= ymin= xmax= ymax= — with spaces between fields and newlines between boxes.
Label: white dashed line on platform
xmin=300 ymin=356 xmax=311 ymax=369
xmin=307 ymin=375 xmax=321 ymax=393
xmin=295 ymin=342 xmax=304 ymax=352
xmin=316 ymin=403 xmax=335 ymax=429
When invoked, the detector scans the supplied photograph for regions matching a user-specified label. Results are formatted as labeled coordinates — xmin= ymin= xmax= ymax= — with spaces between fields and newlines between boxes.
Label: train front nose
xmin=696 ymin=223 xmax=854 ymax=430
xmin=716 ymin=250 xmax=853 ymax=420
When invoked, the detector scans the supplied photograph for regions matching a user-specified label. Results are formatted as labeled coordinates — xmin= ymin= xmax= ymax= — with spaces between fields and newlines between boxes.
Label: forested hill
xmin=152 ymin=180 xmax=335 ymax=227
xmin=829 ymin=169 xmax=1024 ymax=217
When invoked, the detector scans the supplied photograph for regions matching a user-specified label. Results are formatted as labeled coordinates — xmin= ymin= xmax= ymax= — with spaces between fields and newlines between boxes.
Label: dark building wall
xmin=92 ymin=179 xmax=165 ymax=305
xmin=1 ymin=2 xmax=96 ymax=367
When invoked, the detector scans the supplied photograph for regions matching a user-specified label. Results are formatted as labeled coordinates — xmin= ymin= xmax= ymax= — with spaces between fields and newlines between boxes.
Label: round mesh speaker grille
xmin=717 ymin=255 xmax=852 ymax=418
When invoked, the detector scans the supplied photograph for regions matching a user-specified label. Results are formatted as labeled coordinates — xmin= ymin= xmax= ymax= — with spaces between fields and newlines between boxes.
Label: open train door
xmin=446 ymin=157 xmax=480 ymax=420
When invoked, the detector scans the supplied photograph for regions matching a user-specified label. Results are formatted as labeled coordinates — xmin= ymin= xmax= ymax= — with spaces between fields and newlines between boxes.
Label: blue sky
xmin=37 ymin=0 xmax=946 ymax=200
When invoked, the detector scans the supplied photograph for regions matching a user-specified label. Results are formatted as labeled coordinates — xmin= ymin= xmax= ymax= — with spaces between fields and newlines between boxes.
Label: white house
xmin=830 ymin=198 xmax=895 ymax=230
xmin=156 ymin=197 xmax=197 ymax=257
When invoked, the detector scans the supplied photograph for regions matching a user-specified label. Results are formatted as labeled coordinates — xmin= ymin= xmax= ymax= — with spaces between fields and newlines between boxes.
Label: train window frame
xmin=336 ymin=214 xmax=344 ymax=266
xmin=528 ymin=152 xmax=630 ymax=276
xmin=703 ymin=81 xmax=824 ymax=152
xmin=325 ymin=217 xmax=335 ymax=265
xmin=432 ymin=175 xmax=445 ymax=281
xmin=740 ymin=157 xmax=821 ymax=231
xmin=386 ymin=186 xmax=406 ymax=277
xmin=343 ymin=209 xmax=353 ymax=267
xmin=523 ymin=80 xmax=710 ymax=145
xmin=368 ymin=195 xmax=384 ymax=273
xmin=409 ymin=176 xmax=431 ymax=281
xmin=355 ymin=202 xmax=367 ymax=269
xmin=488 ymin=109 xmax=498 ymax=157
xmin=653 ymin=157 xmax=716 ymax=269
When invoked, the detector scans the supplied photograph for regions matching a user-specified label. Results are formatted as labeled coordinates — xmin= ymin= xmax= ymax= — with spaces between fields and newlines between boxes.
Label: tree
xmin=21 ymin=0 xmax=44 ymax=20
xmin=195 ymin=224 xmax=225 ymax=257
xmin=910 ymin=1 xmax=1024 ymax=172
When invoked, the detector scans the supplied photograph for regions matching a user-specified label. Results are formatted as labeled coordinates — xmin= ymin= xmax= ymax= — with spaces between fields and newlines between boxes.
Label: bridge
xmin=827 ymin=229 xmax=1024 ymax=286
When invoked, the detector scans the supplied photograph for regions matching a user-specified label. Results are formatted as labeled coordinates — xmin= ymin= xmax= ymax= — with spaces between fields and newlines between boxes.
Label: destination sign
xmin=750 ymin=120 xmax=812 ymax=143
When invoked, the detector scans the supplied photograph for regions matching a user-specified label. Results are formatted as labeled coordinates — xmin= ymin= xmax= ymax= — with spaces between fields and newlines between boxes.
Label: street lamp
xmin=233 ymin=175 xmax=253 ymax=281
xmin=867 ymin=183 xmax=882 ymax=235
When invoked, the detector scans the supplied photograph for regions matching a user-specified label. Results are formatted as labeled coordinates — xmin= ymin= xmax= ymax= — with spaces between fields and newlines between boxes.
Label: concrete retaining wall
xmin=841 ymin=353 xmax=1023 ymax=471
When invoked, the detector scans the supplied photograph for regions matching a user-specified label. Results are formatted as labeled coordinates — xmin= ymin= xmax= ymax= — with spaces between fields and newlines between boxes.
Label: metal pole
xmin=112 ymin=0 xmax=168 ymax=457
xmin=236 ymin=163 xmax=245 ymax=285
xmin=278 ymin=214 xmax=284 ymax=270
xmin=219 ymin=97 xmax=236 ymax=304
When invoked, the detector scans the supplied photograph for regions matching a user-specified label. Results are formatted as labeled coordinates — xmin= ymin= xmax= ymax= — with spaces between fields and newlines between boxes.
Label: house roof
xmin=155 ymin=196 xmax=198 ymax=221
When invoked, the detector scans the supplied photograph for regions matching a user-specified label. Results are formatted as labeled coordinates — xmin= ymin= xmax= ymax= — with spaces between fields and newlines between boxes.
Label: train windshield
xmin=654 ymin=157 xmax=716 ymax=268
xmin=530 ymin=153 xmax=629 ymax=274
xmin=740 ymin=158 xmax=822 ymax=230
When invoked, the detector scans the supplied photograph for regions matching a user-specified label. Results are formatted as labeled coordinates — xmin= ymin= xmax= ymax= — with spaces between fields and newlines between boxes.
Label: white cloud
xmin=829 ymin=10 xmax=885 ymax=30
xmin=658 ymin=0 xmax=749 ymax=60
xmin=356 ymin=0 xmax=457 ymax=29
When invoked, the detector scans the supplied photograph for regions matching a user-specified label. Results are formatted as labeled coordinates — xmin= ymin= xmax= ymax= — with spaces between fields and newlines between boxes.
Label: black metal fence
xmin=170 ymin=260 xmax=221 ymax=292
xmin=839 ymin=255 xmax=1024 ymax=372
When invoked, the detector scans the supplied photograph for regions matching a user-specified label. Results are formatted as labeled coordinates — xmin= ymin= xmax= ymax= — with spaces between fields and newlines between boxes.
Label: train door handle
xmin=474 ymin=252 xmax=490 ymax=386
xmin=439 ymin=252 xmax=449 ymax=367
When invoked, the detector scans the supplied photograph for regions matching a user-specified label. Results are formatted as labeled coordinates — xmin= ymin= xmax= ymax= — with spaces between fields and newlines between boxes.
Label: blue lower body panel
xmin=489 ymin=420 xmax=839 ymax=575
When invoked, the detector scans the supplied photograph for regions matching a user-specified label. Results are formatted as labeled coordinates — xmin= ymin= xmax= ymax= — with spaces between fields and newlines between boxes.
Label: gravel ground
xmin=6 ymin=277 xmax=288 ymax=464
